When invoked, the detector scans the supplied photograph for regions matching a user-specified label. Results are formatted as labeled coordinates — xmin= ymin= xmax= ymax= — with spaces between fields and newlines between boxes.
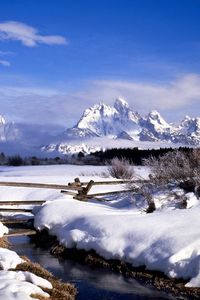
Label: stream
xmin=9 ymin=236 xmax=179 ymax=300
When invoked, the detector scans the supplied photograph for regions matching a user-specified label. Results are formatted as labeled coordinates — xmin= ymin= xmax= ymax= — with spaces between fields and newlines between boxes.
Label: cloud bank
xmin=80 ymin=74 xmax=200 ymax=111
xmin=1 ymin=74 xmax=200 ymax=126
xmin=0 ymin=21 xmax=67 ymax=47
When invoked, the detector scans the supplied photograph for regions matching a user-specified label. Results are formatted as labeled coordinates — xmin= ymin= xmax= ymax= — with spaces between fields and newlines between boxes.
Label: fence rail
xmin=0 ymin=181 xmax=82 ymax=191
xmin=0 ymin=177 xmax=143 ymax=237
xmin=0 ymin=200 xmax=46 ymax=205
xmin=0 ymin=177 xmax=142 ymax=202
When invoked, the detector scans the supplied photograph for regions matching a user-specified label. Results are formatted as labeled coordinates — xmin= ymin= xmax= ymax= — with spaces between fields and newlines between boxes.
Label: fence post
xmin=68 ymin=177 xmax=82 ymax=187
xmin=75 ymin=180 xmax=94 ymax=201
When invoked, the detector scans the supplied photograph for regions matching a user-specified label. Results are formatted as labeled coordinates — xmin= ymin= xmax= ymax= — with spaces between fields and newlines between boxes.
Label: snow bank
xmin=0 ymin=248 xmax=23 ymax=270
xmin=0 ymin=227 xmax=52 ymax=299
xmin=0 ymin=248 xmax=52 ymax=299
xmin=35 ymin=197 xmax=200 ymax=287
xmin=0 ymin=164 xmax=199 ymax=288
xmin=0 ymin=222 xmax=8 ymax=237
xmin=0 ymin=270 xmax=52 ymax=299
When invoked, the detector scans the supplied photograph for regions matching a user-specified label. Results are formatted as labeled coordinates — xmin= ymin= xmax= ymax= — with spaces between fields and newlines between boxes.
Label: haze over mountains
xmin=1 ymin=98 xmax=200 ymax=156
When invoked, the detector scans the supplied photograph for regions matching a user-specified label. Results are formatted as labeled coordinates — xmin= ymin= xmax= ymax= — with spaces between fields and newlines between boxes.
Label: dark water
xmin=9 ymin=236 xmax=178 ymax=300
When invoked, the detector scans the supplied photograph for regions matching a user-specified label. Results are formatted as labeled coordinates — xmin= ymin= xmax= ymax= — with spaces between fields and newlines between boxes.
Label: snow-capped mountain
xmin=174 ymin=116 xmax=200 ymax=145
xmin=61 ymin=98 xmax=175 ymax=142
xmin=0 ymin=116 xmax=62 ymax=156
xmin=0 ymin=116 xmax=20 ymax=142
xmin=66 ymin=98 xmax=142 ymax=139
xmin=43 ymin=98 xmax=200 ymax=155
xmin=69 ymin=98 xmax=200 ymax=146
xmin=139 ymin=110 xmax=175 ymax=142
xmin=0 ymin=116 xmax=57 ymax=145
xmin=2 ymin=98 xmax=200 ymax=157
xmin=41 ymin=142 xmax=102 ymax=156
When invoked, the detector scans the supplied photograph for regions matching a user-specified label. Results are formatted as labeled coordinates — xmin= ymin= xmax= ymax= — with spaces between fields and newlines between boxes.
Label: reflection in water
xmin=10 ymin=236 xmax=177 ymax=300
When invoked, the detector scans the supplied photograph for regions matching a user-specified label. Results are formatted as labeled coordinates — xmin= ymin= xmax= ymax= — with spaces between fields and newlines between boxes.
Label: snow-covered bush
xmin=144 ymin=151 xmax=191 ymax=184
xmin=107 ymin=157 xmax=134 ymax=179
xmin=144 ymin=149 xmax=200 ymax=196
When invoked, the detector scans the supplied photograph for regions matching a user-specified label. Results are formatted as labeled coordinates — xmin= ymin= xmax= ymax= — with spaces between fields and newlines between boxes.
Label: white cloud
xmin=0 ymin=21 xmax=67 ymax=47
xmin=0 ymin=60 xmax=10 ymax=67
xmin=0 ymin=50 xmax=14 ymax=56
xmin=1 ymin=73 xmax=200 ymax=126
xmin=0 ymin=84 xmax=74 ymax=125
xmin=0 ymin=86 xmax=59 ymax=96
xmin=75 ymin=74 xmax=200 ymax=112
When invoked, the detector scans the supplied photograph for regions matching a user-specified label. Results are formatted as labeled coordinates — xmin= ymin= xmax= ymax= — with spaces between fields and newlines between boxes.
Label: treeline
xmin=0 ymin=146 xmax=193 ymax=166
xmin=0 ymin=153 xmax=69 ymax=166
xmin=89 ymin=146 xmax=192 ymax=165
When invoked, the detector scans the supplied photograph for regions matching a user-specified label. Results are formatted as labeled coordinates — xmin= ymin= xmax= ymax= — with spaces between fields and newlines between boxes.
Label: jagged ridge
xmin=60 ymin=98 xmax=200 ymax=146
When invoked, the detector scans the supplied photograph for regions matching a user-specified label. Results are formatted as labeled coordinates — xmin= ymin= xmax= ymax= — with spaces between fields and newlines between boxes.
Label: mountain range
xmin=1 ymin=98 xmax=200 ymax=156
xmin=57 ymin=97 xmax=200 ymax=144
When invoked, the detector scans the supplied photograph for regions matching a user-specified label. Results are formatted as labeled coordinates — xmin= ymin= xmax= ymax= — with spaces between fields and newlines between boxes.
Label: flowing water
xmin=9 ymin=236 xmax=178 ymax=300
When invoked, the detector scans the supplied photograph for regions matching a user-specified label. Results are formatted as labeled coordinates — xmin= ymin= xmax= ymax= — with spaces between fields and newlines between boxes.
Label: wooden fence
xmin=0 ymin=177 xmax=144 ymax=201
xmin=0 ymin=177 xmax=145 ymax=237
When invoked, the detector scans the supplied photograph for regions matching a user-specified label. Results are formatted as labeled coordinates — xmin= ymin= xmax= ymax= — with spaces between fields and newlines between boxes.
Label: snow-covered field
xmin=0 ymin=164 xmax=200 ymax=291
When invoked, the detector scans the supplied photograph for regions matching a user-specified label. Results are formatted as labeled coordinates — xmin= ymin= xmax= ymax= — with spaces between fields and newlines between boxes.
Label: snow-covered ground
xmin=0 ymin=202 xmax=52 ymax=299
xmin=0 ymin=165 xmax=200 ymax=289
xmin=0 ymin=206 xmax=52 ymax=299
xmin=0 ymin=270 xmax=52 ymax=299
xmin=0 ymin=241 xmax=52 ymax=299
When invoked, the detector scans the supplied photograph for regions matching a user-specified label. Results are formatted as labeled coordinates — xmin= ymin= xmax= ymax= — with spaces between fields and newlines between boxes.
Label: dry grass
xmin=31 ymin=295 xmax=49 ymax=300
xmin=13 ymin=256 xmax=77 ymax=300
xmin=51 ymin=243 xmax=65 ymax=255
xmin=0 ymin=237 xmax=10 ymax=248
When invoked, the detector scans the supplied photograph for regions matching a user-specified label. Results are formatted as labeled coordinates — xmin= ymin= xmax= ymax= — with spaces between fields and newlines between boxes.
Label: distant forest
xmin=90 ymin=147 xmax=192 ymax=165
xmin=0 ymin=147 xmax=193 ymax=166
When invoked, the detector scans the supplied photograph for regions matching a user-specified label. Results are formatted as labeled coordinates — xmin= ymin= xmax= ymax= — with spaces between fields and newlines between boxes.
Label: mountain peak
xmin=147 ymin=110 xmax=169 ymax=127
xmin=114 ymin=97 xmax=129 ymax=111
xmin=0 ymin=115 xmax=6 ymax=125
xmin=98 ymin=101 xmax=107 ymax=108
xmin=184 ymin=115 xmax=192 ymax=121
xmin=180 ymin=115 xmax=193 ymax=126
xmin=148 ymin=110 xmax=161 ymax=118
xmin=57 ymin=99 xmax=200 ymax=147
xmin=73 ymin=98 xmax=140 ymax=137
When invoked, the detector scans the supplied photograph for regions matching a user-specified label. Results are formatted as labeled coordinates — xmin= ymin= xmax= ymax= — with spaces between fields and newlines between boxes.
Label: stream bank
xmin=8 ymin=231 xmax=199 ymax=300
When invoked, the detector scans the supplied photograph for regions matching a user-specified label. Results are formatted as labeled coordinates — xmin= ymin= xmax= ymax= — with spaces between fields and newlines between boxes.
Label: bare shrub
xmin=144 ymin=151 xmax=193 ymax=185
xmin=189 ymin=148 xmax=200 ymax=177
xmin=107 ymin=157 xmax=134 ymax=179
xmin=140 ymin=184 xmax=156 ymax=213
xmin=144 ymin=148 xmax=200 ymax=198
xmin=127 ymin=149 xmax=200 ymax=213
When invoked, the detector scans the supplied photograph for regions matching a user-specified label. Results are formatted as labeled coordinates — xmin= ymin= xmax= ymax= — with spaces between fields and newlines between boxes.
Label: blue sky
xmin=1 ymin=0 xmax=200 ymax=126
